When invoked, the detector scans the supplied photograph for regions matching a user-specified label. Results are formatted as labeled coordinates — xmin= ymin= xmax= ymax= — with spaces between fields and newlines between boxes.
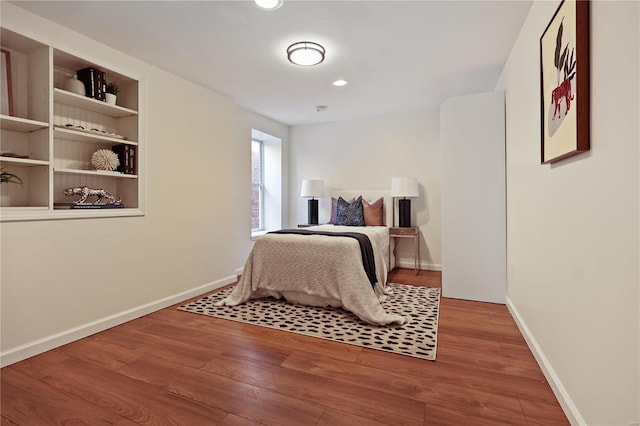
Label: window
xmin=251 ymin=129 xmax=282 ymax=239
xmin=251 ymin=139 xmax=264 ymax=231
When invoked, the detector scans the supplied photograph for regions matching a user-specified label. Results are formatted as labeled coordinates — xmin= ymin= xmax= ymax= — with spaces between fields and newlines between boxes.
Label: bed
xmin=216 ymin=190 xmax=406 ymax=325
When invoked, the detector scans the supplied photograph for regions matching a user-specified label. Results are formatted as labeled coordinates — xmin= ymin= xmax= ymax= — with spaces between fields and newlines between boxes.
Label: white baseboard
xmin=395 ymin=259 xmax=442 ymax=271
xmin=505 ymin=296 xmax=585 ymax=426
xmin=0 ymin=275 xmax=236 ymax=368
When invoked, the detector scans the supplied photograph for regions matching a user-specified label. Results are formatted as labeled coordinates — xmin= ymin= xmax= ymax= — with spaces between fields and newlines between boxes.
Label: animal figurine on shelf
xmin=63 ymin=186 xmax=122 ymax=205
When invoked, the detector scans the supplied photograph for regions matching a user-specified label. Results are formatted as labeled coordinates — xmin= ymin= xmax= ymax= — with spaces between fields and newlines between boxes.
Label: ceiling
xmin=11 ymin=0 xmax=532 ymax=126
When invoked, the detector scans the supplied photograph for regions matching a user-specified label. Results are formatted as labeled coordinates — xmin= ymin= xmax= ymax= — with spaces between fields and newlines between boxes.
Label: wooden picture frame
xmin=540 ymin=0 xmax=590 ymax=164
xmin=1 ymin=48 xmax=13 ymax=116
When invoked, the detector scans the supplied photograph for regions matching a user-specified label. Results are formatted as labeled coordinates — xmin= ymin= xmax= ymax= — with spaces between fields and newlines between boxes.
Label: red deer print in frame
xmin=540 ymin=0 xmax=590 ymax=164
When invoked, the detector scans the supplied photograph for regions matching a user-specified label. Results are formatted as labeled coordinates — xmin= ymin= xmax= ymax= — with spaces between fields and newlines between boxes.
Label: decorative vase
xmin=105 ymin=93 xmax=117 ymax=105
xmin=66 ymin=75 xmax=86 ymax=96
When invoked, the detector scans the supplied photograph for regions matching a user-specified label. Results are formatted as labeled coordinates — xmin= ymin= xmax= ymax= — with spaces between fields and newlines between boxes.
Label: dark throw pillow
xmin=329 ymin=196 xmax=354 ymax=224
xmin=336 ymin=196 xmax=365 ymax=226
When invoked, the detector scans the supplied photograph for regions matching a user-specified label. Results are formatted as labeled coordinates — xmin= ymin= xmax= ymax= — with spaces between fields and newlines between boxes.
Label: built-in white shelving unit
xmin=0 ymin=27 xmax=143 ymax=221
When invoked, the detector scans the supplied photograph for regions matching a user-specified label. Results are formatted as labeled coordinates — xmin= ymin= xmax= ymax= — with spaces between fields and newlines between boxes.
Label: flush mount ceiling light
xmin=287 ymin=41 xmax=325 ymax=66
xmin=332 ymin=79 xmax=348 ymax=87
xmin=254 ymin=0 xmax=283 ymax=10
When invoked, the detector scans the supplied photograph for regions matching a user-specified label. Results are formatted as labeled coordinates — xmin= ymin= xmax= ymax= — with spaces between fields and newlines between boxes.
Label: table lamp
xmin=390 ymin=177 xmax=419 ymax=227
xmin=300 ymin=179 xmax=324 ymax=225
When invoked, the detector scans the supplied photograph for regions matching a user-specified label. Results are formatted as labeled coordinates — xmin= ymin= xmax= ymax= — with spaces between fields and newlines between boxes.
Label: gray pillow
xmin=336 ymin=196 xmax=365 ymax=226
xmin=329 ymin=196 xmax=354 ymax=224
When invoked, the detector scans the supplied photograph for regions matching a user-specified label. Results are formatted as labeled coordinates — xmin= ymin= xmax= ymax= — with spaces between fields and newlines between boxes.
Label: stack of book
xmin=112 ymin=144 xmax=136 ymax=175
xmin=76 ymin=67 xmax=106 ymax=101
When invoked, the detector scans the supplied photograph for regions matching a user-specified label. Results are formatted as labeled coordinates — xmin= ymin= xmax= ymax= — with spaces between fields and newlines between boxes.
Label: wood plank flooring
xmin=1 ymin=269 xmax=568 ymax=425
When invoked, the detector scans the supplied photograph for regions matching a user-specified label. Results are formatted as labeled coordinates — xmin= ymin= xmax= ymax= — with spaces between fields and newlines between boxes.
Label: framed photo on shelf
xmin=539 ymin=0 xmax=590 ymax=164
xmin=1 ymin=48 xmax=13 ymax=116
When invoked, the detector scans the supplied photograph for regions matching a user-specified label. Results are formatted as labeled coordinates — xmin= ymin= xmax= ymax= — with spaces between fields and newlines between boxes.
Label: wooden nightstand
xmin=389 ymin=227 xmax=420 ymax=275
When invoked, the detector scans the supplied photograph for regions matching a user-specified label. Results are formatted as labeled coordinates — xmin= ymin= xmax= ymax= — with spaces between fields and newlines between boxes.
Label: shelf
xmin=0 ymin=207 xmax=50 ymax=218
xmin=1 ymin=206 xmax=49 ymax=212
xmin=54 ymin=127 xmax=137 ymax=145
xmin=54 ymin=168 xmax=137 ymax=179
xmin=0 ymin=156 xmax=49 ymax=166
xmin=0 ymin=115 xmax=49 ymax=132
xmin=54 ymin=88 xmax=138 ymax=118
xmin=1 ymin=207 xmax=144 ymax=222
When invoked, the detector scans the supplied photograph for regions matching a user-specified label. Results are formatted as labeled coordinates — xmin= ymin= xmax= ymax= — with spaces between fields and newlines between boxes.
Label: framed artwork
xmin=1 ymin=48 xmax=13 ymax=116
xmin=540 ymin=0 xmax=590 ymax=164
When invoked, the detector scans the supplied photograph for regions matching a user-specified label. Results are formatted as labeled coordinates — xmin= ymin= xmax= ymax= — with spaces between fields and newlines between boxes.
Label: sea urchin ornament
xmin=91 ymin=149 xmax=120 ymax=171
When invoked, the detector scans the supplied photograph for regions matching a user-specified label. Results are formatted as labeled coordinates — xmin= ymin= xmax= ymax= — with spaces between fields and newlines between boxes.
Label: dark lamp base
xmin=308 ymin=199 xmax=319 ymax=225
xmin=398 ymin=198 xmax=411 ymax=227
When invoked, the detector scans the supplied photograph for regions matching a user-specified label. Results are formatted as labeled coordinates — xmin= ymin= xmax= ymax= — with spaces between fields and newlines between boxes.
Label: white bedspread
xmin=216 ymin=225 xmax=406 ymax=325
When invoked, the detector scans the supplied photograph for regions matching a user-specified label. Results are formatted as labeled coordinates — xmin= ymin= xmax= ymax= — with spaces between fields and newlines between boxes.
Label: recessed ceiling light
xmin=332 ymin=79 xmax=348 ymax=87
xmin=287 ymin=41 xmax=325 ymax=66
xmin=254 ymin=0 xmax=283 ymax=10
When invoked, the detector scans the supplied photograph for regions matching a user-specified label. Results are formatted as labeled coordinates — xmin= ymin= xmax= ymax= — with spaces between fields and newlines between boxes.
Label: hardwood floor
xmin=1 ymin=269 xmax=568 ymax=425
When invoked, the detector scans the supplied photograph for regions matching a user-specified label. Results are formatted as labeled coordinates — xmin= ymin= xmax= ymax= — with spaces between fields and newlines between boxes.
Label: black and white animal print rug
xmin=178 ymin=284 xmax=440 ymax=361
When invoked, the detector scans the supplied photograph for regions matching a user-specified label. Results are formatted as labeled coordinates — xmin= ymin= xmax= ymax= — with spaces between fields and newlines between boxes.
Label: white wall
xmin=0 ymin=4 xmax=288 ymax=365
xmin=289 ymin=109 xmax=442 ymax=270
xmin=498 ymin=1 xmax=639 ymax=424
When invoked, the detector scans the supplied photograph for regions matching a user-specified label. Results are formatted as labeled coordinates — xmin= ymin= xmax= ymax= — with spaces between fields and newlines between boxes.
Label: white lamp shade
xmin=390 ymin=177 xmax=419 ymax=198
xmin=300 ymin=179 xmax=325 ymax=198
